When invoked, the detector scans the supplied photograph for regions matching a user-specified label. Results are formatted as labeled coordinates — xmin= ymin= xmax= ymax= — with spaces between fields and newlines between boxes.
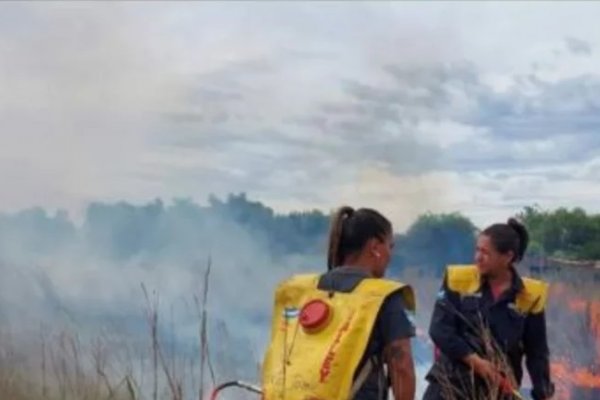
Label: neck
xmin=344 ymin=255 xmax=375 ymax=276
xmin=487 ymin=266 xmax=512 ymax=285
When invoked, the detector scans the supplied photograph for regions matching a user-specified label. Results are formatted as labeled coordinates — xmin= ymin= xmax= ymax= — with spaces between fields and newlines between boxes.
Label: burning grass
xmin=0 ymin=265 xmax=597 ymax=400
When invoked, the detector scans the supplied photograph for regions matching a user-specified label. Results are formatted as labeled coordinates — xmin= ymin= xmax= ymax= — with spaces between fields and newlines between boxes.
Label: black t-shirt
xmin=317 ymin=267 xmax=415 ymax=400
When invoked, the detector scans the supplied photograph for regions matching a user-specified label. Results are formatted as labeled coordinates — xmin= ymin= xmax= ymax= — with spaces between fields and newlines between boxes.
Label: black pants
xmin=422 ymin=382 xmax=444 ymax=400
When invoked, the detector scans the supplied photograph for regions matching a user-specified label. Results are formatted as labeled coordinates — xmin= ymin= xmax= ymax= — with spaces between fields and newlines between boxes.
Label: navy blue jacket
xmin=426 ymin=268 xmax=554 ymax=400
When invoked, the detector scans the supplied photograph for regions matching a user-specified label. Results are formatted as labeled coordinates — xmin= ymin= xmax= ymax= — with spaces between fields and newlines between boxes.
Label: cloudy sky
xmin=1 ymin=1 xmax=600 ymax=229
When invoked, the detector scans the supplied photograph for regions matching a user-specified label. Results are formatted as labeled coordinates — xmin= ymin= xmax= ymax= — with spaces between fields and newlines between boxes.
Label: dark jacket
xmin=426 ymin=268 xmax=554 ymax=400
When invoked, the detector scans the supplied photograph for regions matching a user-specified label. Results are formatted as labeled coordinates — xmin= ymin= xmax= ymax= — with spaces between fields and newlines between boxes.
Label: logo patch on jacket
xmin=283 ymin=307 xmax=299 ymax=319
xmin=507 ymin=302 xmax=526 ymax=316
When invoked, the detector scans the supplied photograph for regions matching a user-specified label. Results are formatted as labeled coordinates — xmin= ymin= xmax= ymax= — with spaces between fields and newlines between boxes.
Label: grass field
xmin=0 ymin=264 xmax=598 ymax=400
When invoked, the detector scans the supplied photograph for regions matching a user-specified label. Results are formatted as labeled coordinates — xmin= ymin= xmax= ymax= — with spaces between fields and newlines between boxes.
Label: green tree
xmin=519 ymin=206 xmax=600 ymax=260
xmin=394 ymin=212 xmax=477 ymax=276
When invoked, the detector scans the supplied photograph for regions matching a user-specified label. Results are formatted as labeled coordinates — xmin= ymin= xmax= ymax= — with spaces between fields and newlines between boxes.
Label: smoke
xmin=0 ymin=197 xmax=325 ymax=391
xmin=0 ymin=195 xmax=443 ymax=398
xmin=2 ymin=196 xmax=600 ymax=400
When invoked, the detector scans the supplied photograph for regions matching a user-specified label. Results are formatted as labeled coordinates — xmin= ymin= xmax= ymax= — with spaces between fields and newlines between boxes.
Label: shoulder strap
xmin=349 ymin=356 xmax=388 ymax=400
xmin=354 ymin=278 xmax=416 ymax=312
xmin=349 ymin=358 xmax=375 ymax=399
xmin=516 ymin=277 xmax=549 ymax=314
xmin=446 ymin=264 xmax=481 ymax=295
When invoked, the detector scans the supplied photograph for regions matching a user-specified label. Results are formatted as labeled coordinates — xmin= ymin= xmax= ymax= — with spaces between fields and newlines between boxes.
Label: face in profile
xmin=475 ymin=234 xmax=512 ymax=276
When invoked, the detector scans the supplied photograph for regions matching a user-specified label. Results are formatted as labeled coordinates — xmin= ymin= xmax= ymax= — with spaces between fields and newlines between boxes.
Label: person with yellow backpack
xmin=423 ymin=218 xmax=555 ymax=400
xmin=261 ymin=206 xmax=417 ymax=400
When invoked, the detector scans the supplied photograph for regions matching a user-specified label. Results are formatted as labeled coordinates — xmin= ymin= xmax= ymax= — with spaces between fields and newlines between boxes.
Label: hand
xmin=474 ymin=358 xmax=502 ymax=384
xmin=498 ymin=375 xmax=516 ymax=396
xmin=464 ymin=354 xmax=501 ymax=383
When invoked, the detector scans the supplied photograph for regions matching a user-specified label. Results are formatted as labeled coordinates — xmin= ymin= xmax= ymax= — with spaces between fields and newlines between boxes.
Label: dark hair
xmin=327 ymin=206 xmax=392 ymax=270
xmin=482 ymin=217 xmax=529 ymax=264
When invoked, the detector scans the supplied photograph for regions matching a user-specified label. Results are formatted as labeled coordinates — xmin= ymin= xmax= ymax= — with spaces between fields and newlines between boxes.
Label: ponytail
xmin=326 ymin=206 xmax=392 ymax=270
xmin=507 ymin=217 xmax=529 ymax=262
xmin=327 ymin=206 xmax=354 ymax=270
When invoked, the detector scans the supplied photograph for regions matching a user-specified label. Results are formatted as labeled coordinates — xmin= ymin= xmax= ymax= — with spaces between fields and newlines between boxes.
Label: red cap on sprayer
xmin=299 ymin=299 xmax=330 ymax=331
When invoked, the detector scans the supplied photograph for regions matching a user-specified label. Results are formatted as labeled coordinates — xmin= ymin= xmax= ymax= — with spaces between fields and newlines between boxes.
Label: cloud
xmin=565 ymin=37 xmax=593 ymax=56
xmin=1 ymin=2 xmax=600 ymax=228
xmin=150 ymin=48 xmax=600 ymax=228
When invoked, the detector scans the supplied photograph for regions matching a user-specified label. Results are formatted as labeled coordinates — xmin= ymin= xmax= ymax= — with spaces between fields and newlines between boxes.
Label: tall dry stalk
xmin=432 ymin=312 xmax=520 ymax=400
xmin=197 ymin=257 xmax=215 ymax=400
xmin=40 ymin=325 xmax=48 ymax=400
xmin=142 ymin=283 xmax=159 ymax=400
xmin=142 ymin=283 xmax=183 ymax=400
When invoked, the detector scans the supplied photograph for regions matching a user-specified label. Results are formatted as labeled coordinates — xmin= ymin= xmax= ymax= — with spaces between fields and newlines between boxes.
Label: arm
xmin=524 ymin=311 xmax=555 ymax=400
xmin=385 ymin=338 xmax=415 ymax=400
xmin=378 ymin=292 xmax=416 ymax=400
xmin=428 ymin=281 xmax=475 ymax=362
xmin=429 ymin=281 xmax=502 ymax=383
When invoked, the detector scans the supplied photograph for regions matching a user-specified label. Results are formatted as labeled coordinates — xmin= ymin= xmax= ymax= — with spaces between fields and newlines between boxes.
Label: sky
xmin=1 ymin=1 xmax=600 ymax=230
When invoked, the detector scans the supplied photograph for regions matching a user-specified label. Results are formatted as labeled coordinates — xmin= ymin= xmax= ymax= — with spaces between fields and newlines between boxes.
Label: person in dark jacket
xmin=423 ymin=218 xmax=555 ymax=400
xmin=322 ymin=206 xmax=416 ymax=400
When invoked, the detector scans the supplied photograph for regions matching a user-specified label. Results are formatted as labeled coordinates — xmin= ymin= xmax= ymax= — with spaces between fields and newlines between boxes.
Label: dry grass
xmin=0 ymin=262 xmax=219 ymax=400
xmin=429 ymin=316 xmax=520 ymax=400
xmin=0 ymin=329 xmax=138 ymax=400
xmin=1 ymin=265 xmax=595 ymax=400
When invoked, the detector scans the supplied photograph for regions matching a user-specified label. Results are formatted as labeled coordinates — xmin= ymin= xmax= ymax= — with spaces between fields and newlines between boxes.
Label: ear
xmin=503 ymin=250 xmax=515 ymax=266
xmin=366 ymin=238 xmax=381 ymax=257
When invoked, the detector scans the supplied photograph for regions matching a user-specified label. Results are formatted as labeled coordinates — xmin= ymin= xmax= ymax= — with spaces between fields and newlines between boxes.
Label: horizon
xmin=2 ymin=192 xmax=596 ymax=235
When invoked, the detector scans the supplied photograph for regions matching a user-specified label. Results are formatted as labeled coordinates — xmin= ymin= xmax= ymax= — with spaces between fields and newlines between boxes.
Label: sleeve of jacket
xmin=523 ymin=311 xmax=555 ymax=400
xmin=428 ymin=277 xmax=474 ymax=362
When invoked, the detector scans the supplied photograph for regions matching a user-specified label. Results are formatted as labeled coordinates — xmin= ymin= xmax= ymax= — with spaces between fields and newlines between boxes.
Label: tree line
xmin=1 ymin=193 xmax=598 ymax=275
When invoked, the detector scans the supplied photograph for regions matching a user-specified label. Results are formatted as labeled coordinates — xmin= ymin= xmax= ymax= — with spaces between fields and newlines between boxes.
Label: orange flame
xmin=548 ymin=281 xmax=600 ymax=400
xmin=567 ymin=298 xmax=587 ymax=313
xmin=571 ymin=368 xmax=600 ymax=388
xmin=590 ymin=301 xmax=600 ymax=339
xmin=551 ymin=359 xmax=600 ymax=400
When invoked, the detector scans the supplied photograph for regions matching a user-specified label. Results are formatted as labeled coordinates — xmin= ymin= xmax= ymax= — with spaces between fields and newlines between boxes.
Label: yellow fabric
xmin=517 ymin=277 xmax=548 ymax=314
xmin=261 ymin=273 xmax=415 ymax=400
xmin=446 ymin=265 xmax=548 ymax=314
xmin=446 ymin=264 xmax=481 ymax=294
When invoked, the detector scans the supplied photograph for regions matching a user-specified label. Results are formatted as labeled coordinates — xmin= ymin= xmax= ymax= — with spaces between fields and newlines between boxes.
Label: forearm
xmin=526 ymin=345 xmax=553 ymax=399
xmin=524 ymin=312 xmax=555 ymax=400
xmin=385 ymin=339 xmax=416 ymax=400
xmin=429 ymin=299 xmax=474 ymax=361
xmin=527 ymin=357 xmax=554 ymax=400
xmin=390 ymin=366 xmax=415 ymax=400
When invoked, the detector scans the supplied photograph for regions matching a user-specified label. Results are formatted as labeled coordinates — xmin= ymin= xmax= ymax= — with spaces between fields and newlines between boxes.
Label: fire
xmin=590 ymin=301 xmax=600 ymax=338
xmin=551 ymin=360 xmax=600 ymax=400
xmin=571 ymin=368 xmax=600 ymax=388
xmin=548 ymin=280 xmax=600 ymax=400
xmin=551 ymin=361 xmax=572 ymax=400
xmin=567 ymin=298 xmax=587 ymax=312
